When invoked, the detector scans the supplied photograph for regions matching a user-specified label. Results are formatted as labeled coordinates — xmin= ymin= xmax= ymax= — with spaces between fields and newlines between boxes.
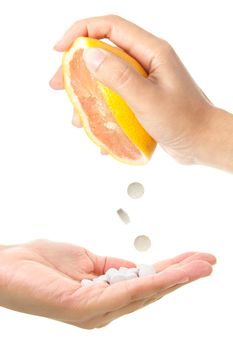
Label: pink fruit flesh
xmin=69 ymin=49 xmax=141 ymax=160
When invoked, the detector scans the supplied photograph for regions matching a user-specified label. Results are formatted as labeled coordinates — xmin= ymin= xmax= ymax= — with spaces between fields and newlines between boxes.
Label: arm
xmin=195 ymin=107 xmax=233 ymax=171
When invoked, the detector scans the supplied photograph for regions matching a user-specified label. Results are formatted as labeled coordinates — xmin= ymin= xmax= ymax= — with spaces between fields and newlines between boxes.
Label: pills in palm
xmin=137 ymin=264 xmax=155 ymax=277
xmin=80 ymin=265 xmax=156 ymax=287
xmin=92 ymin=275 xmax=109 ymax=284
xmin=81 ymin=279 xmax=94 ymax=287
xmin=109 ymin=273 xmax=128 ymax=284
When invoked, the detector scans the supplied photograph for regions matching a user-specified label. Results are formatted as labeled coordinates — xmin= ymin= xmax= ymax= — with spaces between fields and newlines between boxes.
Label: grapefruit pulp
xmin=62 ymin=37 xmax=156 ymax=165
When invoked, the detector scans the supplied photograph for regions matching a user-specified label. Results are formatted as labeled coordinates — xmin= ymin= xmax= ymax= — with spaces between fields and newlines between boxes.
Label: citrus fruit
xmin=62 ymin=37 xmax=156 ymax=165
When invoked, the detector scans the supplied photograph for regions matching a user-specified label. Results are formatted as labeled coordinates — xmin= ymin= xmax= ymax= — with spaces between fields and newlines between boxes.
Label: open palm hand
xmin=0 ymin=240 xmax=215 ymax=329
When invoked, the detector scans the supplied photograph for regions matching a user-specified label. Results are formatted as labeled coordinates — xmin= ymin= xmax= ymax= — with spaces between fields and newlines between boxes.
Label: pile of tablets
xmin=81 ymin=264 xmax=156 ymax=287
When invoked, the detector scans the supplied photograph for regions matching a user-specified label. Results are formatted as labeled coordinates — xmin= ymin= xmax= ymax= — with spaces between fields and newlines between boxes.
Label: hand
xmin=49 ymin=15 xmax=212 ymax=164
xmin=50 ymin=15 xmax=233 ymax=171
xmin=0 ymin=240 xmax=215 ymax=329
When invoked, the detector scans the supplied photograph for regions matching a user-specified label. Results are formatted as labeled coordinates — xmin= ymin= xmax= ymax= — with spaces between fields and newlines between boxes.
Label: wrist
xmin=194 ymin=106 xmax=233 ymax=171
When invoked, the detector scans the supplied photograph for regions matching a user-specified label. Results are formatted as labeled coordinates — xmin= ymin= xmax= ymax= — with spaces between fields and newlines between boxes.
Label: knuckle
xmin=71 ymin=117 xmax=81 ymax=128
xmin=158 ymin=39 xmax=175 ymax=56
xmin=114 ymin=63 xmax=132 ymax=89
xmin=106 ymin=14 xmax=122 ymax=22
xmin=96 ymin=322 xmax=110 ymax=329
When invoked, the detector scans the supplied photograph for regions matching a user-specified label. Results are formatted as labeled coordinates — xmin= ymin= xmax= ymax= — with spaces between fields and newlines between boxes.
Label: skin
xmin=1 ymin=16 xmax=223 ymax=330
xmin=0 ymin=240 xmax=215 ymax=329
xmin=50 ymin=15 xmax=233 ymax=171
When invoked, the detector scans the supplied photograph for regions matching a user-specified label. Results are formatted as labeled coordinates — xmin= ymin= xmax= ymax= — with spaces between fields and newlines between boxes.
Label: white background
xmin=0 ymin=0 xmax=232 ymax=349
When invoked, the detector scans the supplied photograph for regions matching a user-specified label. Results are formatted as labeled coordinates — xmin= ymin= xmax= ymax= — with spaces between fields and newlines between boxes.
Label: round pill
xmin=105 ymin=268 xmax=119 ymax=282
xmin=127 ymin=182 xmax=144 ymax=199
xmin=134 ymin=235 xmax=151 ymax=252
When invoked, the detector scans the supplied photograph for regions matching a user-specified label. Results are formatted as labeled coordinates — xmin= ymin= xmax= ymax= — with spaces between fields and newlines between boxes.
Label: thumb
xmin=83 ymin=48 xmax=151 ymax=113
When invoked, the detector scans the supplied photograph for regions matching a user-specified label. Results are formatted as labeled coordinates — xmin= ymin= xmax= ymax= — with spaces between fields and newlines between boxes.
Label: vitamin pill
xmin=127 ymin=182 xmax=144 ymax=199
xmin=109 ymin=273 xmax=128 ymax=284
xmin=134 ymin=235 xmax=151 ymax=252
xmin=124 ymin=271 xmax=138 ymax=280
xmin=138 ymin=264 xmax=156 ymax=277
xmin=105 ymin=268 xmax=119 ymax=282
xmin=128 ymin=267 xmax=139 ymax=274
xmin=119 ymin=267 xmax=129 ymax=273
xmin=117 ymin=208 xmax=130 ymax=224
xmin=92 ymin=275 xmax=108 ymax=284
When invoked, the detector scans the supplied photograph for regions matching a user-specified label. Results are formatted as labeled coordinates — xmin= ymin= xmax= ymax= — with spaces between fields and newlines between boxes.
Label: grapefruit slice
xmin=62 ymin=37 xmax=156 ymax=165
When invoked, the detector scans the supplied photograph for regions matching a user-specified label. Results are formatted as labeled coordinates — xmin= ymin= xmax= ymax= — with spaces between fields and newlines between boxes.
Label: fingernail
xmin=83 ymin=48 xmax=108 ymax=72
xmin=49 ymin=76 xmax=60 ymax=90
xmin=49 ymin=76 xmax=56 ymax=88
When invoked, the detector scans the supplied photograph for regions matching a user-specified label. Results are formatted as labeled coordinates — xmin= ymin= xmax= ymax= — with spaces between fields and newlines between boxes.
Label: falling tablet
xmin=116 ymin=208 xmax=130 ymax=224
xmin=127 ymin=182 xmax=144 ymax=199
xmin=134 ymin=235 xmax=151 ymax=252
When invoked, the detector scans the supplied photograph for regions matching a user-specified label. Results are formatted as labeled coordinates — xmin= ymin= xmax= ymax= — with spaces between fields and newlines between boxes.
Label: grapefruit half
xmin=62 ymin=37 xmax=156 ymax=165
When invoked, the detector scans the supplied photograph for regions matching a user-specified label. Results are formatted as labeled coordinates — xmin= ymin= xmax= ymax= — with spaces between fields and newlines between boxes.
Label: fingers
xmin=174 ymin=259 xmax=213 ymax=282
xmin=147 ymin=261 xmax=213 ymax=304
xmin=73 ymin=268 xmax=186 ymax=326
xmin=54 ymin=15 xmax=162 ymax=71
xmin=122 ymin=260 xmax=212 ymax=303
xmin=83 ymin=48 xmax=155 ymax=115
xmin=50 ymin=103 xmax=107 ymax=155
xmin=97 ymin=266 xmax=189 ymax=314
xmin=90 ymin=260 xmax=213 ymax=327
xmin=93 ymin=255 xmax=135 ymax=276
xmin=91 ymin=251 xmax=215 ymax=300
xmin=104 ymin=257 xmax=136 ymax=272
xmin=50 ymin=15 xmax=163 ymax=93
xmin=155 ymin=252 xmax=216 ymax=273
xmin=72 ymin=109 xmax=82 ymax=128
xmin=65 ymin=255 xmax=214 ymax=328
xmin=155 ymin=252 xmax=196 ymax=272
xmin=73 ymin=259 xmax=213 ymax=329
xmin=100 ymin=149 xmax=108 ymax=155
xmin=180 ymin=252 xmax=216 ymax=266
xmin=49 ymin=66 xmax=64 ymax=90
